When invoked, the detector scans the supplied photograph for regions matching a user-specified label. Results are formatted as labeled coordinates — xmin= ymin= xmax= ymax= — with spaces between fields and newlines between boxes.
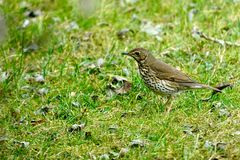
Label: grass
xmin=0 ymin=0 xmax=240 ymax=159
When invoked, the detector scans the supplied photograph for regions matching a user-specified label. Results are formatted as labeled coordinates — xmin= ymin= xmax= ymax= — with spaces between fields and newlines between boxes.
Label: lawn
xmin=0 ymin=0 xmax=240 ymax=159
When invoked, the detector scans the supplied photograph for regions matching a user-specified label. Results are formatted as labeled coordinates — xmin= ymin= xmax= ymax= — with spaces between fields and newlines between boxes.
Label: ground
xmin=0 ymin=0 xmax=240 ymax=159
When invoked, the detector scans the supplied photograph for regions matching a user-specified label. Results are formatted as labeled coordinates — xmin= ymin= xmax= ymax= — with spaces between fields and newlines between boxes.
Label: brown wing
xmin=148 ymin=55 xmax=195 ymax=83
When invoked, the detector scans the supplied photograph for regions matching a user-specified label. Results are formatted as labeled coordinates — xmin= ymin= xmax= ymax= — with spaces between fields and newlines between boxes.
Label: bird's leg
xmin=164 ymin=95 xmax=173 ymax=113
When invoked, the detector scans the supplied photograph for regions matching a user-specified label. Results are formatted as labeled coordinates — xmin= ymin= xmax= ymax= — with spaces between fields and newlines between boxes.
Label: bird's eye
xmin=135 ymin=51 xmax=140 ymax=56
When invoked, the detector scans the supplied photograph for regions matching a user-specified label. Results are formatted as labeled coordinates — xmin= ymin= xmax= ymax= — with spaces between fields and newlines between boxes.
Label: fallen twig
xmin=192 ymin=28 xmax=240 ymax=47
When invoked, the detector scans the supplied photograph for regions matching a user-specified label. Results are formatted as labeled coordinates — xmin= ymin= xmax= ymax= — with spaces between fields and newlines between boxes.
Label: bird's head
xmin=122 ymin=48 xmax=149 ymax=63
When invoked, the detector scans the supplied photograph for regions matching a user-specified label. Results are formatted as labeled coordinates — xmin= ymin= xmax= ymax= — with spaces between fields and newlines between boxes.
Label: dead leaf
xmin=34 ymin=105 xmax=52 ymax=115
xmin=81 ymin=58 xmax=105 ymax=74
xmin=122 ymin=68 xmax=130 ymax=76
xmin=82 ymin=32 xmax=92 ymax=41
xmin=130 ymin=139 xmax=147 ymax=147
xmin=0 ymin=136 xmax=8 ymax=143
xmin=140 ymin=20 xmax=162 ymax=41
xmin=188 ymin=9 xmax=198 ymax=22
xmin=108 ymin=151 xmax=119 ymax=158
xmin=0 ymin=15 xmax=7 ymax=42
xmin=70 ymin=92 xmax=76 ymax=97
xmin=66 ymin=21 xmax=79 ymax=31
xmin=204 ymin=141 xmax=227 ymax=150
xmin=0 ymin=71 xmax=9 ymax=82
xmin=117 ymin=28 xmax=134 ymax=39
xmin=218 ymin=108 xmax=231 ymax=117
xmin=121 ymin=111 xmax=136 ymax=117
xmin=216 ymin=142 xmax=227 ymax=150
xmin=34 ymin=74 xmax=45 ymax=83
xmin=204 ymin=140 xmax=214 ymax=149
xmin=91 ymin=95 xmax=99 ymax=101
xmin=99 ymin=154 xmax=110 ymax=160
xmin=71 ymin=101 xmax=80 ymax=107
xmin=14 ymin=140 xmax=30 ymax=148
xmin=114 ymin=81 xmax=131 ymax=94
xmin=182 ymin=124 xmax=199 ymax=135
xmin=23 ymin=43 xmax=39 ymax=53
xmin=108 ymin=124 xmax=118 ymax=132
xmin=85 ymin=131 xmax=92 ymax=139
xmin=19 ymin=116 xmax=28 ymax=125
xmin=191 ymin=26 xmax=201 ymax=40
xmin=232 ymin=131 xmax=240 ymax=136
xmin=25 ymin=10 xmax=42 ymax=18
xmin=125 ymin=0 xmax=138 ymax=4
xmin=96 ymin=58 xmax=104 ymax=67
xmin=68 ymin=123 xmax=85 ymax=132
xmin=88 ymin=152 xmax=97 ymax=160
xmin=31 ymin=119 xmax=45 ymax=126
xmin=107 ymin=75 xmax=132 ymax=96
xmin=118 ymin=147 xmax=129 ymax=157
xmin=37 ymin=88 xmax=49 ymax=95
xmin=22 ymin=19 xmax=30 ymax=28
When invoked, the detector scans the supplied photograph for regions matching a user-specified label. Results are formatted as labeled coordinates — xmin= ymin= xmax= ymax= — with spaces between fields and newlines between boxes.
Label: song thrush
xmin=122 ymin=48 xmax=220 ymax=111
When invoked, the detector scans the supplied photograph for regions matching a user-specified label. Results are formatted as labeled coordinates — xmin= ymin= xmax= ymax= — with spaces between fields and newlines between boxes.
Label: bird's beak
xmin=121 ymin=51 xmax=129 ymax=56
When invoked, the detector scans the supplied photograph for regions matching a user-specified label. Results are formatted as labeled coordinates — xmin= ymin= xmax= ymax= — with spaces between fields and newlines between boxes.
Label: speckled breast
xmin=138 ymin=65 xmax=178 ymax=94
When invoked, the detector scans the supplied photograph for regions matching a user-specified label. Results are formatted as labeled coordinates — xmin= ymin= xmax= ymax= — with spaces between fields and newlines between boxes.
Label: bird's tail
xmin=197 ymin=84 xmax=221 ymax=92
xmin=179 ymin=82 xmax=222 ymax=92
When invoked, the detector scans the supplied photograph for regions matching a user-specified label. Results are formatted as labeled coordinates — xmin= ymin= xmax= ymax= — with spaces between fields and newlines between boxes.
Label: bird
xmin=122 ymin=48 xmax=220 ymax=112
